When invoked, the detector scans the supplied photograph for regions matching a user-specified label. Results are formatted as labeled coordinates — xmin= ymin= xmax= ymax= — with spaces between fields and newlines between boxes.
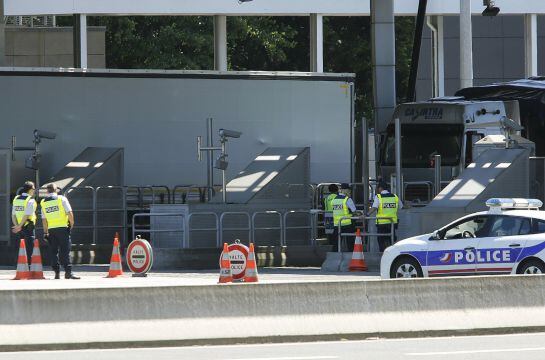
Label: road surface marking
xmin=407 ymin=347 xmax=545 ymax=356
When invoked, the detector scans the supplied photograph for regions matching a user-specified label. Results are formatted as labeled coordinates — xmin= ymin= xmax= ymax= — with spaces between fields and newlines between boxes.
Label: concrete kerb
xmin=1 ymin=275 xmax=545 ymax=349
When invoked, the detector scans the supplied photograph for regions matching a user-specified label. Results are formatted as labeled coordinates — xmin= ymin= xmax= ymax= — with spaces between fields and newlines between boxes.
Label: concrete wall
xmin=417 ymin=15 xmax=545 ymax=100
xmin=4 ymin=26 xmax=105 ymax=68
xmin=2 ymin=275 xmax=545 ymax=349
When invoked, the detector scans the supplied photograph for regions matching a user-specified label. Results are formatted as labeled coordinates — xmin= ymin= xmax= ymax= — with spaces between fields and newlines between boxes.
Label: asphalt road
xmin=2 ymin=333 xmax=545 ymax=360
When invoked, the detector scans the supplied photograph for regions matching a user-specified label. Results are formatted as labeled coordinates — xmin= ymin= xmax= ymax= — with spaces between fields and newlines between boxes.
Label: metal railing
xmin=132 ymin=213 xmax=185 ymax=248
xmin=283 ymin=210 xmax=313 ymax=246
xmin=337 ymin=215 xmax=395 ymax=253
xmin=187 ymin=212 xmax=219 ymax=248
xmin=219 ymin=211 xmax=251 ymax=245
xmin=251 ymin=211 xmax=282 ymax=246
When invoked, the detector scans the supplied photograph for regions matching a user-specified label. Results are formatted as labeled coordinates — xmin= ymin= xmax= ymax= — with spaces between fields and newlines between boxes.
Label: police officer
xmin=331 ymin=183 xmax=357 ymax=252
xmin=369 ymin=181 xmax=402 ymax=252
xmin=40 ymin=183 xmax=79 ymax=279
xmin=11 ymin=181 xmax=37 ymax=264
xmin=323 ymin=184 xmax=339 ymax=241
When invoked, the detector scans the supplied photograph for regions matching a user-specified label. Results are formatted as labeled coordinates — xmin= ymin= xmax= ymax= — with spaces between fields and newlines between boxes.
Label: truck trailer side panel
xmin=0 ymin=69 xmax=354 ymax=190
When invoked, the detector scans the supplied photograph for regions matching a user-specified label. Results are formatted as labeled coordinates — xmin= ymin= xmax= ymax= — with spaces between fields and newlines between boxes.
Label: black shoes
xmin=65 ymin=273 xmax=80 ymax=280
xmin=54 ymin=272 xmax=60 ymax=279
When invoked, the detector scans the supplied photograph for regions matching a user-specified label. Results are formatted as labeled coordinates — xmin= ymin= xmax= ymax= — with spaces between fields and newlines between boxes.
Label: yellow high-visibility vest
xmin=40 ymin=197 xmax=69 ymax=229
xmin=377 ymin=193 xmax=399 ymax=224
xmin=12 ymin=195 xmax=37 ymax=225
xmin=332 ymin=196 xmax=352 ymax=226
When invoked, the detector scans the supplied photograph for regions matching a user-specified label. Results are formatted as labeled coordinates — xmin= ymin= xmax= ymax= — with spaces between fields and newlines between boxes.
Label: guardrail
xmin=283 ymin=210 xmax=313 ymax=246
xmin=187 ymin=212 xmax=219 ymax=248
xmin=219 ymin=211 xmax=251 ymax=245
xmin=251 ymin=211 xmax=282 ymax=246
xmin=337 ymin=215 xmax=395 ymax=253
xmin=132 ymin=212 xmax=185 ymax=248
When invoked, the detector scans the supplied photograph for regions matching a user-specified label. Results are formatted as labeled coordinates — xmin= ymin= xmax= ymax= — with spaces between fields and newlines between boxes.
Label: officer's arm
xmin=42 ymin=217 xmax=49 ymax=235
xmin=11 ymin=214 xmax=18 ymax=226
xmin=17 ymin=215 xmax=29 ymax=226
xmin=68 ymin=212 xmax=74 ymax=228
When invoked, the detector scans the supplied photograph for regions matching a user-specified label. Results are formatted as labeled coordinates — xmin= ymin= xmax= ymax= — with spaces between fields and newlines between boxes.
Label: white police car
xmin=380 ymin=198 xmax=545 ymax=279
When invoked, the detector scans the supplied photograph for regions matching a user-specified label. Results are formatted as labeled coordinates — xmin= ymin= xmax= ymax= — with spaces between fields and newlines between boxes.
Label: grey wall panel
xmin=417 ymin=15 xmax=528 ymax=101
xmin=0 ymin=71 xmax=353 ymax=190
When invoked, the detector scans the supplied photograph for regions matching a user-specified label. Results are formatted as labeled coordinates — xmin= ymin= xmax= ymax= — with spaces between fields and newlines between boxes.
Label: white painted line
xmin=407 ymin=347 xmax=545 ymax=356
xmin=223 ymin=357 xmax=338 ymax=360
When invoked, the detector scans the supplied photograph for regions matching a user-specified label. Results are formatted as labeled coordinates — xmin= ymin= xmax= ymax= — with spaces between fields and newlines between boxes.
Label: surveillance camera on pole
xmin=219 ymin=129 xmax=242 ymax=139
xmin=11 ymin=129 xmax=57 ymax=192
xmin=197 ymin=121 xmax=242 ymax=203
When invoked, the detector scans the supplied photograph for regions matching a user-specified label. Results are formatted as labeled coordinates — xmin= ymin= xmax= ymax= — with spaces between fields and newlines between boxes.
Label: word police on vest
xmin=383 ymin=203 xmax=397 ymax=208
xmin=45 ymin=206 xmax=60 ymax=213
xmin=219 ymin=129 xmax=242 ymax=139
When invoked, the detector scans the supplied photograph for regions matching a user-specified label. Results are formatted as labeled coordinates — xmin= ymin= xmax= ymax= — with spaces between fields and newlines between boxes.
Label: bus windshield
xmin=382 ymin=124 xmax=463 ymax=167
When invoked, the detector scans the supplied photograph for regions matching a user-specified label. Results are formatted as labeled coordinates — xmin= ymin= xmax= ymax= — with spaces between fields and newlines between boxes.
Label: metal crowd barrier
xmin=187 ymin=212 xmax=219 ymax=248
xmin=403 ymin=181 xmax=433 ymax=204
xmin=96 ymin=186 xmax=127 ymax=245
xmin=251 ymin=211 xmax=282 ymax=246
xmin=337 ymin=215 xmax=395 ymax=253
xmin=219 ymin=211 xmax=251 ymax=245
xmin=132 ymin=212 xmax=185 ymax=248
xmin=283 ymin=210 xmax=313 ymax=246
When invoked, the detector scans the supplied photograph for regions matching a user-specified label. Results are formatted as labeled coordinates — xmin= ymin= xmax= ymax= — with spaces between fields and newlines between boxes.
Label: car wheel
xmin=519 ymin=259 xmax=545 ymax=275
xmin=390 ymin=257 xmax=423 ymax=279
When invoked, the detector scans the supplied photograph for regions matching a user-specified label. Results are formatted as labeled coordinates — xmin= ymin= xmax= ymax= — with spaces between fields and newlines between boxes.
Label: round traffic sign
xmin=127 ymin=237 xmax=153 ymax=274
xmin=220 ymin=242 xmax=249 ymax=281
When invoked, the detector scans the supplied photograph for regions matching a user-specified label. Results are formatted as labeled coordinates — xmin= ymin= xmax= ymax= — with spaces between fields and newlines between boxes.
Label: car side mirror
xmin=430 ymin=231 xmax=441 ymax=240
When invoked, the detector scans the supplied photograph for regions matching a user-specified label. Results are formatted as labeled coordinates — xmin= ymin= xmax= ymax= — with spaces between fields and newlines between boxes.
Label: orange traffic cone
xmin=30 ymin=239 xmax=45 ymax=279
xmin=244 ymin=243 xmax=259 ymax=283
xmin=106 ymin=233 xmax=123 ymax=278
xmin=218 ymin=243 xmax=233 ymax=284
xmin=348 ymin=229 xmax=368 ymax=272
xmin=13 ymin=239 xmax=31 ymax=280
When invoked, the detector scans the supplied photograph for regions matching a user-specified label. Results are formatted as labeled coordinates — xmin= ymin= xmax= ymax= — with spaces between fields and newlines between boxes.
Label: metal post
xmin=427 ymin=15 xmax=445 ymax=98
xmin=371 ymin=0 xmax=397 ymax=134
xmin=459 ymin=0 xmax=473 ymax=89
xmin=337 ymin=221 xmax=342 ymax=253
xmin=434 ymin=154 xmax=442 ymax=196
xmin=221 ymin=140 xmax=227 ymax=203
xmin=525 ymin=14 xmax=538 ymax=78
xmin=34 ymin=141 xmax=40 ymax=192
xmin=362 ymin=117 xmax=369 ymax=211
xmin=394 ymin=118 xmax=402 ymax=202
xmin=406 ymin=0 xmax=428 ymax=102
xmin=214 ymin=15 xmax=228 ymax=71
xmin=206 ymin=118 xmax=214 ymax=200
xmin=310 ymin=14 xmax=324 ymax=72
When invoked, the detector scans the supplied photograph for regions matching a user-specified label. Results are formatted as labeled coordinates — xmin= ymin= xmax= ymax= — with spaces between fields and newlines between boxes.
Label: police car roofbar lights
xmin=486 ymin=198 xmax=543 ymax=211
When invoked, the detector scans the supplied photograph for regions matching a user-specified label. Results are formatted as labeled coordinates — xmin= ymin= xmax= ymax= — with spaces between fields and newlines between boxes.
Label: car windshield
xmin=382 ymin=124 xmax=463 ymax=167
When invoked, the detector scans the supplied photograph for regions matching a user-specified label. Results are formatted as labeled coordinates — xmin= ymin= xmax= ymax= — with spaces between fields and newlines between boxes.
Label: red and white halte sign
xmin=127 ymin=237 xmax=153 ymax=274
xmin=220 ymin=241 xmax=249 ymax=281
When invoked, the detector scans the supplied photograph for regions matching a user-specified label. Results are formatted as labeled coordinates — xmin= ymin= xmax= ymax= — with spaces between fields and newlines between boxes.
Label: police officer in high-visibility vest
xmin=323 ymin=184 xmax=340 ymax=239
xmin=11 ymin=181 xmax=37 ymax=264
xmin=41 ymin=183 xmax=79 ymax=279
xmin=331 ymin=183 xmax=357 ymax=252
xmin=369 ymin=181 xmax=403 ymax=252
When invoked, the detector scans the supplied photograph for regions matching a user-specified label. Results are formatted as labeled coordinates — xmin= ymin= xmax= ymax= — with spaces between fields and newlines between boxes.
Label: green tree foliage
xmin=85 ymin=15 xmax=416 ymax=123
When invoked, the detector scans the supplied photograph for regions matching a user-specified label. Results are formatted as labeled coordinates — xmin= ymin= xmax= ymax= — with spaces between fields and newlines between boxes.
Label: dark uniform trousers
xmin=16 ymin=224 xmax=35 ymax=264
xmin=331 ymin=223 xmax=356 ymax=252
xmin=377 ymin=223 xmax=398 ymax=252
xmin=49 ymin=227 xmax=72 ymax=273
